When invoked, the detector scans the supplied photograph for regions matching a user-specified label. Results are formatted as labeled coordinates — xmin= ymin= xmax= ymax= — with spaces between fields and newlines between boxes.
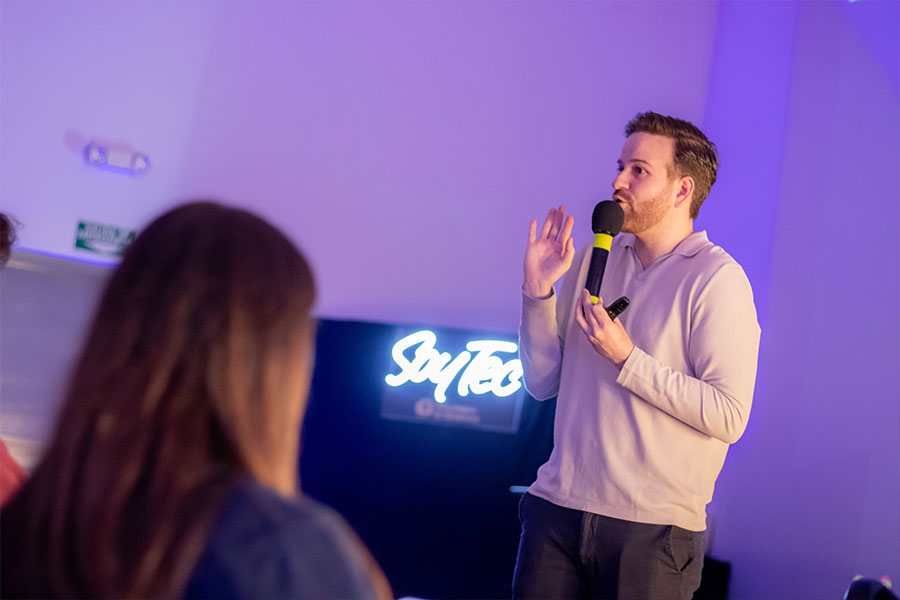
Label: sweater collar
xmin=618 ymin=230 xmax=709 ymax=258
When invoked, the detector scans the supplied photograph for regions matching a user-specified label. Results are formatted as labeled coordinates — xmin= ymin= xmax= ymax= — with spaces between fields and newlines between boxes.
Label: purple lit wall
xmin=706 ymin=1 xmax=900 ymax=596
xmin=1 ymin=0 xmax=720 ymax=332
xmin=1 ymin=1 xmax=897 ymax=597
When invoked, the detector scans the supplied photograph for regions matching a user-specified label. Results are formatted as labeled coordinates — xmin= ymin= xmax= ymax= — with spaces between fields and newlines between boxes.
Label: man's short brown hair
xmin=625 ymin=112 xmax=718 ymax=219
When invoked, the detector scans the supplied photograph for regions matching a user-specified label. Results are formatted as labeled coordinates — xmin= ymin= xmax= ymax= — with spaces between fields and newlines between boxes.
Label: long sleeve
xmin=616 ymin=262 xmax=761 ymax=444
xmin=519 ymin=290 xmax=563 ymax=400
xmin=519 ymin=244 xmax=591 ymax=400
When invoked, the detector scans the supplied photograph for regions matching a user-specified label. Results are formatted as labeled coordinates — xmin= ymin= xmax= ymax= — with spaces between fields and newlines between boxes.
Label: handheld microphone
xmin=585 ymin=200 xmax=624 ymax=304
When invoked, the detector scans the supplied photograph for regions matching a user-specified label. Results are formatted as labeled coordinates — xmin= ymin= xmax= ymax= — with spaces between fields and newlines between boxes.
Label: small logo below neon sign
xmin=385 ymin=330 xmax=523 ymax=403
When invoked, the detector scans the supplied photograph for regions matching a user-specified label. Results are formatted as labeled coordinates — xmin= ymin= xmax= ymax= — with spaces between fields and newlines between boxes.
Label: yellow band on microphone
xmin=593 ymin=232 xmax=613 ymax=251
xmin=589 ymin=295 xmax=599 ymax=305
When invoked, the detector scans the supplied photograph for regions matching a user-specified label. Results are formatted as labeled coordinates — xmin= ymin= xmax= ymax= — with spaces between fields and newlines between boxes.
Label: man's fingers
xmin=534 ymin=206 xmax=572 ymax=242
xmin=574 ymin=299 xmax=590 ymax=335
xmin=559 ymin=216 xmax=574 ymax=257
xmin=539 ymin=208 xmax=555 ymax=240
xmin=593 ymin=295 xmax=613 ymax=324
xmin=528 ymin=219 xmax=537 ymax=244
xmin=581 ymin=290 xmax=606 ymax=330
xmin=548 ymin=205 xmax=565 ymax=239
xmin=577 ymin=290 xmax=594 ymax=330
xmin=583 ymin=290 xmax=597 ymax=327
xmin=560 ymin=214 xmax=574 ymax=244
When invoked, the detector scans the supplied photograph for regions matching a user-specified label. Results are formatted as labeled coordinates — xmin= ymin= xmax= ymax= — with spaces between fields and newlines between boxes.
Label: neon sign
xmin=385 ymin=330 xmax=523 ymax=403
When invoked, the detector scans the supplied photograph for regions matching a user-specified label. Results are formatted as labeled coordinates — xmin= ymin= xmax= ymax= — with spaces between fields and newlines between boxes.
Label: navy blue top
xmin=184 ymin=480 xmax=378 ymax=599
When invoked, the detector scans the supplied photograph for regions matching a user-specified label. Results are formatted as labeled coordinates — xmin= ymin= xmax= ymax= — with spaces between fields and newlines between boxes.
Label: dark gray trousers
xmin=512 ymin=493 xmax=705 ymax=600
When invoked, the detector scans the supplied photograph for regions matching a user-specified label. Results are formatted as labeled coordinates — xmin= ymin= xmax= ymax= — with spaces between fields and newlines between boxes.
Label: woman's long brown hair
xmin=1 ymin=202 xmax=317 ymax=598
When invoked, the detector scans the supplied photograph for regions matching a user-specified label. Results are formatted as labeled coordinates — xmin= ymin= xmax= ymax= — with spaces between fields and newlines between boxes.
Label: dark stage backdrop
xmin=300 ymin=318 xmax=555 ymax=599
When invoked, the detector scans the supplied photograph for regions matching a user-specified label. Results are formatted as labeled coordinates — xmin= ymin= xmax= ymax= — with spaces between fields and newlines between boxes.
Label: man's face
xmin=611 ymin=132 xmax=677 ymax=235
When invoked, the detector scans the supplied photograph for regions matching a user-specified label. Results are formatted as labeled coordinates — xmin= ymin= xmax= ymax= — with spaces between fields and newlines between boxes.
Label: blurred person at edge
xmin=514 ymin=112 xmax=760 ymax=599
xmin=0 ymin=202 xmax=392 ymax=599
xmin=0 ymin=213 xmax=29 ymax=507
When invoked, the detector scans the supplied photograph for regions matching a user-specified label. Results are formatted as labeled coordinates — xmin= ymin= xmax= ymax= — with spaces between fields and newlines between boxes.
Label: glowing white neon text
xmin=385 ymin=330 xmax=524 ymax=403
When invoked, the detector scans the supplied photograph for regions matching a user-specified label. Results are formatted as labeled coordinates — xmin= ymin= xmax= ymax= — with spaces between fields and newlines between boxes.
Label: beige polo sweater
xmin=519 ymin=231 xmax=761 ymax=531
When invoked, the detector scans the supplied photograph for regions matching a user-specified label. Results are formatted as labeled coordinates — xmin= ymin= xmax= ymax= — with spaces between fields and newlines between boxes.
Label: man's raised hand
xmin=523 ymin=205 xmax=575 ymax=298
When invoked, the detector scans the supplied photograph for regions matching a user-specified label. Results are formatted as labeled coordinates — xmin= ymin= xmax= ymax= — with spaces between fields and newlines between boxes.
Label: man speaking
xmin=514 ymin=112 xmax=761 ymax=599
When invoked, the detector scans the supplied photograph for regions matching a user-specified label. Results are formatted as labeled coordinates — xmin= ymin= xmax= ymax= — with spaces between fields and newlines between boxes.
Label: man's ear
xmin=673 ymin=175 xmax=694 ymax=210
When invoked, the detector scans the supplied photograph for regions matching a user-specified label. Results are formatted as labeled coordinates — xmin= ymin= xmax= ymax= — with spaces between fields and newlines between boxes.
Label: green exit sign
xmin=75 ymin=220 xmax=137 ymax=257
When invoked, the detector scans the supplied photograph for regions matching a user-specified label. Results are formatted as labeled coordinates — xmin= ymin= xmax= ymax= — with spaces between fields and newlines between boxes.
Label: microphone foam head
xmin=592 ymin=200 xmax=625 ymax=235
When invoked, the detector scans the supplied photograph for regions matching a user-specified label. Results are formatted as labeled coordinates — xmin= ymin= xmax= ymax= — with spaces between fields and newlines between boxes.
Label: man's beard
xmin=618 ymin=184 xmax=672 ymax=234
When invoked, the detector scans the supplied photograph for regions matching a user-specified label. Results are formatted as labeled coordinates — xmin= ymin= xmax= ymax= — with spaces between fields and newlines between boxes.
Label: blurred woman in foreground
xmin=0 ymin=202 xmax=390 ymax=599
